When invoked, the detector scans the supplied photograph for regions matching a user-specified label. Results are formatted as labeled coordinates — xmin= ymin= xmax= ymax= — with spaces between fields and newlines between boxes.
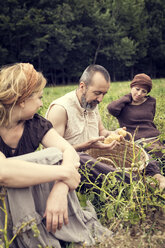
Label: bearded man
xmin=45 ymin=65 xmax=134 ymax=186
xmin=45 ymin=64 xmax=119 ymax=151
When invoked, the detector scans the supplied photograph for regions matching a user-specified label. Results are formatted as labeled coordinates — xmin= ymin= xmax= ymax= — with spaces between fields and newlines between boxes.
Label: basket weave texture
xmin=86 ymin=140 xmax=149 ymax=172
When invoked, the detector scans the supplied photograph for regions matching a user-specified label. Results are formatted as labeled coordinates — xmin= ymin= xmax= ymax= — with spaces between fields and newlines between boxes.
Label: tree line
xmin=0 ymin=0 xmax=165 ymax=84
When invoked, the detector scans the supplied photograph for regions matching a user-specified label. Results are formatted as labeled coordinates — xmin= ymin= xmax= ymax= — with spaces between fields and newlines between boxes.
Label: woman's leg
xmin=2 ymin=148 xmax=113 ymax=247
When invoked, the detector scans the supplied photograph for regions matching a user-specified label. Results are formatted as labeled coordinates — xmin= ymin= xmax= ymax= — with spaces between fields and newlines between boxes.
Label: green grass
xmin=41 ymin=85 xmax=77 ymax=116
xmin=40 ymin=79 xmax=165 ymax=248
xmin=41 ymin=79 xmax=165 ymax=139
xmin=0 ymin=79 xmax=164 ymax=247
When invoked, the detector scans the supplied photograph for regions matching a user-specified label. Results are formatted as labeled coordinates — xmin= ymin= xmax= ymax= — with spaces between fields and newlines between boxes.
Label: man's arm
xmin=46 ymin=105 xmax=117 ymax=151
xmin=98 ymin=116 xmax=126 ymax=143
xmin=47 ymin=104 xmax=67 ymax=137
xmin=98 ymin=115 xmax=113 ymax=137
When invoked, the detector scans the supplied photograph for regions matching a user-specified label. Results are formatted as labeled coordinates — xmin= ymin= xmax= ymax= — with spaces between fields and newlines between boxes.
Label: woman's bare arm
xmin=0 ymin=152 xmax=80 ymax=189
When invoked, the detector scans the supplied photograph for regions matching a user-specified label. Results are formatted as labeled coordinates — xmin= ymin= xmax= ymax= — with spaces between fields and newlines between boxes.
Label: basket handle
xmin=97 ymin=156 xmax=118 ymax=169
xmin=126 ymin=131 xmax=132 ymax=141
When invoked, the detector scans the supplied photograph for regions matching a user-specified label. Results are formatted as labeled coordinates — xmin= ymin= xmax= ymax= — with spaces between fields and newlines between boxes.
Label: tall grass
xmin=40 ymin=79 xmax=165 ymax=247
xmin=1 ymin=80 xmax=164 ymax=247
xmin=41 ymin=79 xmax=165 ymax=140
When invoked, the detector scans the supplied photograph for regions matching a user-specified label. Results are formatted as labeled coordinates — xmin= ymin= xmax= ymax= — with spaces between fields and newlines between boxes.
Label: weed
xmin=0 ymin=188 xmax=40 ymax=247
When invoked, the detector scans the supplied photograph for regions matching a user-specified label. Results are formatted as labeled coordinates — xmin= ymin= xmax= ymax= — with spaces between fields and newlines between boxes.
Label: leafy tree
xmin=144 ymin=0 xmax=165 ymax=78
xmin=0 ymin=0 xmax=165 ymax=83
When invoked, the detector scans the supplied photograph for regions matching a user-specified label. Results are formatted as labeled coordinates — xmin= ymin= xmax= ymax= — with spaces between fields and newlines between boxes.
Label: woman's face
xmin=131 ymin=85 xmax=148 ymax=103
xmin=20 ymin=90 xmax=43 ymax=120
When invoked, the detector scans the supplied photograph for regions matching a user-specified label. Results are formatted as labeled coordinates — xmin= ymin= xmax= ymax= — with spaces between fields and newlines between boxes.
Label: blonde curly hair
xmin=0 ymin=63 xmax=46 ymax=126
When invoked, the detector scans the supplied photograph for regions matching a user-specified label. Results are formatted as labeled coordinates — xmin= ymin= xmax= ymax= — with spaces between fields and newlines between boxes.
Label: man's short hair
xmin=79 ymin=64 xmax=110 ymax=86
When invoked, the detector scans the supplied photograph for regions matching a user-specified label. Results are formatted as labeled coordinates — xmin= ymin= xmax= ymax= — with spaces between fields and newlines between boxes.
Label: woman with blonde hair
xmin=0 ymin=63 xmax=111 ymax=247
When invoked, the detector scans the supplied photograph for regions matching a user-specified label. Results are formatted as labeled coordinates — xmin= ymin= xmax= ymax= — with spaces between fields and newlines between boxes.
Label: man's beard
xmin=81 ymin=94 xmax=99 ymax=111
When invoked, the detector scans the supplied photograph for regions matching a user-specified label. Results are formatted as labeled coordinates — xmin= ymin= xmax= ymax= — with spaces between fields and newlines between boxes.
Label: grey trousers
xmin=0 ymin=148 xmax=112 ymax=248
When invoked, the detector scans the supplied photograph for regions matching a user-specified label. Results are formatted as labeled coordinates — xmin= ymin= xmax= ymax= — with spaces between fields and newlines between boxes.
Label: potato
xmin=117 ymin=128 xmax=132 ymax=140
xmin=104 ymin=133 xmax=121 ymax=144
xmin=104 ymin=128 xmax=132 ymax=144
xmin=117 ymin=128 xmax=127 ymax=137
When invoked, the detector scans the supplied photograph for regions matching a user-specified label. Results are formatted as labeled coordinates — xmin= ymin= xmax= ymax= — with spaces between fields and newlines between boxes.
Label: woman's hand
xmin=44 ymin=164 xmax=81 ymax=233
xmin=62 ymin=166 xmax=81 ymax=191
xmin=44 ymin=182 xmax=69 ymax=233
xmin=153 ymin=174 xmax=165 ymax=190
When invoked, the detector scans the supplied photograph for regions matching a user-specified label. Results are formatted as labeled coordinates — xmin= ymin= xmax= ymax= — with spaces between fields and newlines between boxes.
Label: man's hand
xmin=74 ymin=136 xmax=105 ymax=151
xmin=74 ymin=136 xmax=120 ymax=152
xmin=90 ymin=139 xmax=119 ymax=150
xmin=44 ymin=183 xmax=69 ymax=233
xmin=115 ymin=126 xmax=127 ymax=133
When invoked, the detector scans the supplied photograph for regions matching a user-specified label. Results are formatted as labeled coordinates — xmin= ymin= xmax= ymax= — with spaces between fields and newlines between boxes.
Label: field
xmin=40 ymin=79 xmax=165 ymax=248
xmin=41 ymin=79 xmax=165 ymax=139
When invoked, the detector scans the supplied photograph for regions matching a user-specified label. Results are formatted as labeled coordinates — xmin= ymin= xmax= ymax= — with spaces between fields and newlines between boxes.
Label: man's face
xmin=80 ymin=72 xmax=110 ymax=110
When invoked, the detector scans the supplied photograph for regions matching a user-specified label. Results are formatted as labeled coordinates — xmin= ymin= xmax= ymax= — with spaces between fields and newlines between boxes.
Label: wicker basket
xmin=86 ymin=140 xmax=149 ymax=172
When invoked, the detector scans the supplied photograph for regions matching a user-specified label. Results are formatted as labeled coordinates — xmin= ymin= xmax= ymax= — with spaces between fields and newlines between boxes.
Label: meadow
xmin=41 ymin=79 xmax=165 ymax=139
xmin=39 ymin=79 xmax=165 ymax=248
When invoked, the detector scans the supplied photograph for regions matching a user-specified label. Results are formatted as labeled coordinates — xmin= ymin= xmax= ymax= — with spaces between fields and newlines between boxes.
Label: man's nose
xmin=97 ymin=94 xmax=104 ymax=102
